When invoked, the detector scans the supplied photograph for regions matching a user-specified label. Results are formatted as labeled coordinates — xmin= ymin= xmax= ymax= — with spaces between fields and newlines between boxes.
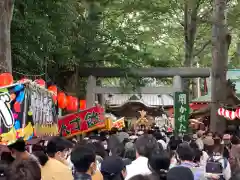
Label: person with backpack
xmin=205 ymin=139 xmax=231 ymax=180
xmin=176 ymin=143 xmax=206 ymax=180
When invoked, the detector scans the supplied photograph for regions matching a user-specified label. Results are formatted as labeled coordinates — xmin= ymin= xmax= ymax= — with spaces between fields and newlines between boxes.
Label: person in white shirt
xmin=206 ymin=138 xmax=231 ymax=180
xmin=125 ymin=134 xmax=159 ymax=180
xmin=195 ymin=132 xmax=204 ymax=151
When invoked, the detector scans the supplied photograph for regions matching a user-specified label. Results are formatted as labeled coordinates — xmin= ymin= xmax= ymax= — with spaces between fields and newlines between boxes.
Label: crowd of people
xmin=1 ymin=127 xmax=240 ymax=180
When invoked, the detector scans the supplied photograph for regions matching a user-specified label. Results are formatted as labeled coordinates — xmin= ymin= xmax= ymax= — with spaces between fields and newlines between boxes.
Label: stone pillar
xmin=173 ymin=75 xmax=183 ymax=92
xmin=86 ymin=75 xmax=96 ymax=108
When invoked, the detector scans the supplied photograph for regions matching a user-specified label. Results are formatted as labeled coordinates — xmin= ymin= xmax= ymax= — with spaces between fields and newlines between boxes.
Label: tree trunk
xmin=210 ymin=0 xmax=229 ymax=133
xmin=64 ymin=69 xmax=79 ymax=96
xmin=0 ymin=0 xmax=13 ymax=73
xmin=183 ymin=0 xmax=198 ymax=93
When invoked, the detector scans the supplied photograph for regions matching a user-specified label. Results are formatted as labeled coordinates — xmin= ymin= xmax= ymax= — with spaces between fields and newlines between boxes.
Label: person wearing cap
xmin=41 ymin=137 xmax=73 ymax=180
xmin=101 ymin=156 xmax=130 ymax=180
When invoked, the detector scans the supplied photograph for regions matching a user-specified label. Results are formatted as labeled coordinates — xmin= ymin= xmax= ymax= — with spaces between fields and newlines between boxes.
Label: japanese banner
xmin=174 ymin=92 xmax=189 ymax=134
xmin=58 ymin=106 xmax=105 ymax=137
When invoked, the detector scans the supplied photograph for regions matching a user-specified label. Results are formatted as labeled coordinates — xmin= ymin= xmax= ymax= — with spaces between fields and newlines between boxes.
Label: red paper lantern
xmin=79 ymin=100 xmax=86 ymax=110
xmin=223 ymin=109 xmax=230 ymax=119
xmin=35 ymin=79 xmax=46 ymax=87
xmin=229 ymin=111 xmax=236 ymax=120
xmin=217 ymin=108 xmax=225 ymax=116
xmin=66 ymin=96 xmax=74 ymax=111
xmin=0 ymin=73 xmax=13 ymax=87
xmin=48 ymin=85 xmax=57 ymax=94
xmin=235 ymin=108 xmax=240 ymax=119
xmin=57 ymin=92 xmax=67 ymax=109
xmin=66 ymin=96 xmax=79 ymax=111
xmin=72 ymin=97 xmax=78 ymax=111
xmin=48 ymin=85 xmax=57 ymax=103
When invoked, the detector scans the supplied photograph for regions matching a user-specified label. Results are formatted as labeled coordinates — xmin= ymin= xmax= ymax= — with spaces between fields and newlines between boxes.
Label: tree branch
xmin=193 ymin=40 xmax=211 ymax=57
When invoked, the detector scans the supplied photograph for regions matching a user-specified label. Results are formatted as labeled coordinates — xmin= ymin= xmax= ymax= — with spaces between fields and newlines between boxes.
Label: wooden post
xmin=86 ymin=75 xmax=96 ymax=108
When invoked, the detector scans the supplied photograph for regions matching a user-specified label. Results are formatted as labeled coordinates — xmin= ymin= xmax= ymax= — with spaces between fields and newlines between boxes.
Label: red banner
xmin=58 ymin=106 xmax=105 ymax=137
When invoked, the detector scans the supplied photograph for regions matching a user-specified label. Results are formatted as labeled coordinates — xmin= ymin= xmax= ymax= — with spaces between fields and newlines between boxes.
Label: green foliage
xmin=10 ymin=0 xmax=240 ymax=91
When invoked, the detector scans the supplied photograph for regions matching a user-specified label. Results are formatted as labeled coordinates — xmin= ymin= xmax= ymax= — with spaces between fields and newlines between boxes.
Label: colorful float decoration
xmin=134 ymin=110 xmax=151 ymax=130
xmin=0 ymin=73 xmax=99 ymax=145
xmin=0 ymin=74 xmax=60 ymax=145
xmin=164 ymin=117 xmax=174 ymax=132
xmin=112 ymin=117 xmax=125 ymax=129
xmin=58 ymin=106 xmax=105 ymax=137
xmin=34 ymin=124 xmax=59 ymax=137
xmin=105 ymin=115 xmax=125 ymax=130
xmin=1 ymin=122 xmax=34 ymax=145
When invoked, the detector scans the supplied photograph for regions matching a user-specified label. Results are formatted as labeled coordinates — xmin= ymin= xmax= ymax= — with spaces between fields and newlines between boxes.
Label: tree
xmin=210 ymin=0 xmax=231 ymax=133
xmin=9 ymin=0 xmax=240 ymax=100
xmin=0 ymin=0 xmax=14 ymax=73
xmin=11 ymin=0 xmax=178 ymax=91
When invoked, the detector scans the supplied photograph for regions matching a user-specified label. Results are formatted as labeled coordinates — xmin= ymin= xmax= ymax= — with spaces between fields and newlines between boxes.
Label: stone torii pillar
xmin=173 ymin=75 xmax=183 ymax=92
xmin=86 ymin=75 xmax=96 ymax=108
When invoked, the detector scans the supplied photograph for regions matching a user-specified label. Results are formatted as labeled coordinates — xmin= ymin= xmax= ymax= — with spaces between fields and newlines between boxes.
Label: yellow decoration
xmin=134 ymin=110 xmax=150 ymax=129
xmin=23 ymin=123 xmax=34 ymax=140
xmin=34 ymin=124 xmax=58 ymax=136
xmin=1 ymin=127 xmax=16 ymax=144
xmin=16 ymin=128 xmax=24 ymax=138
xmin=28 ymin=111 xmax=33 ymax=116
xmin=105 ymin=117 xmax=111 ymax=130
xmin=105 ymin=117 xmax=125 ymax=130
xmin=0 ymin=123 xmax=34 ymax=144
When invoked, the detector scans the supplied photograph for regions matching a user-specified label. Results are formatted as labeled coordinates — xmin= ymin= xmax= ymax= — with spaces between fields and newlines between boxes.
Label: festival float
xmin=0 ymin=74 xmax=60 ymax=145
xmin=104 ymin=113 xmax=125 ymax=130
xmin=133 ymin=110 xmax=152 ymax=131
xmin=0 ymin=73 xmax=132 ymax=145
xmin=0 ymin=73 xmax=93 ymax=145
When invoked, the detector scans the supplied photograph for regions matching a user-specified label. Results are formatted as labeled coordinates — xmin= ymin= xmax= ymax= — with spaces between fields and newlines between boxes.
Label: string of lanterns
xmin=0 ymin=73 xmax=86 ymax=112
xmin=33 ymin=79 xmax=86 ymax=111
xmin=217 ymin=107 xmax=240 ymax=120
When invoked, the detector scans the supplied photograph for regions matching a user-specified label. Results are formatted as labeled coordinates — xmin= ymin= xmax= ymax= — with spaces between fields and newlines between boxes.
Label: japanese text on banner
xmin=174 ymin=92 xmax=189 ymax=133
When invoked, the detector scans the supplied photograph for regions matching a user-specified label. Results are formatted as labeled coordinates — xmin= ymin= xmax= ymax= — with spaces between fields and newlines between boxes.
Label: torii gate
xmin=77 ymin=67 xmax=210 ymax=107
